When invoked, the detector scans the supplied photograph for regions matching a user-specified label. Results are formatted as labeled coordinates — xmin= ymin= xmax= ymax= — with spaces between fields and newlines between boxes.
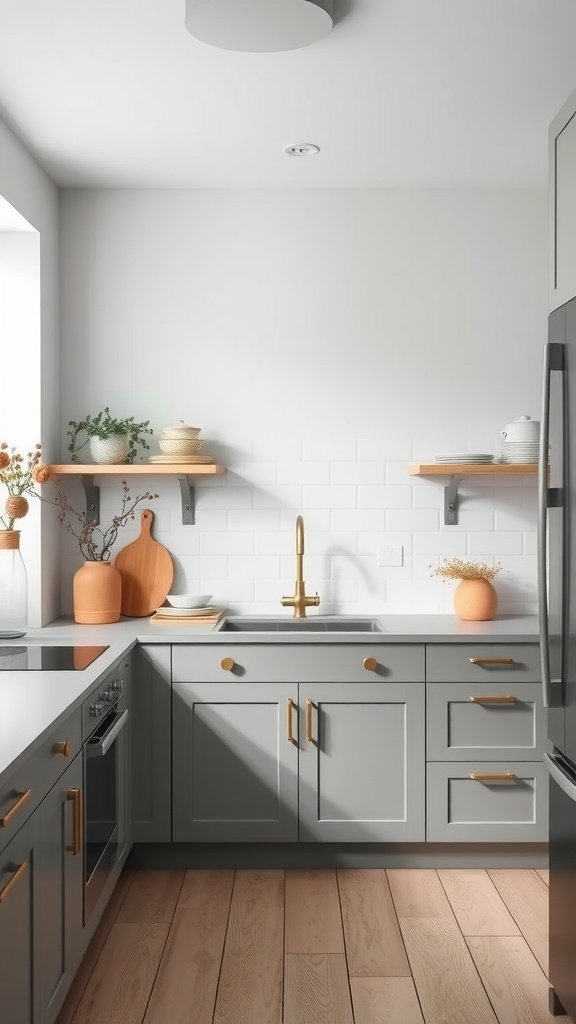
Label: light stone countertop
xmin=0 ymin=614 xmax=540 ymax=783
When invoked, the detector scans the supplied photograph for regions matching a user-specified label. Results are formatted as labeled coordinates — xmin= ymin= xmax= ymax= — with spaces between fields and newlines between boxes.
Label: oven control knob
xmin=90 ymin=702 xmax=105 ymax=716
xmin=103 ymin=689 xmax=116 ymax=702
xmin=111 ymin=679 xmax=123 ymax=692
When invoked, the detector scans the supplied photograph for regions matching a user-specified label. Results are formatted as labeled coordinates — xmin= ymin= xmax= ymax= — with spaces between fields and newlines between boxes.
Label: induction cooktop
xmin=0 ymin=645 xmax=109 ymax=671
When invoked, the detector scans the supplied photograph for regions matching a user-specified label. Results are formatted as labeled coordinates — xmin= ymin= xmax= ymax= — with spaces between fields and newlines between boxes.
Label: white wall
xmin=59 ymin=189 xmax=547 ymax=614
xmin=0 ymin=118 xmax=60 ymax=624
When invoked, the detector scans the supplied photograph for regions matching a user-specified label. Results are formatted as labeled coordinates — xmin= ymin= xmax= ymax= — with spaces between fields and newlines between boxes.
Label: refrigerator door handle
xmin=538 ymin=341 xmax=565 ymax=708
xmin=546 ymin=752 xmax=576 ymax=803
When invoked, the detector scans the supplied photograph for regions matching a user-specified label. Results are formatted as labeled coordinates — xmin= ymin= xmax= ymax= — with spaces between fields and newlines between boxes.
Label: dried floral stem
xmin=41 ymin=479 xmax=158 ymax=561
xmin=430 ymin=557 xmax=502 ymax=582
xmin=0 ymin=443 xmax=47 ymax=530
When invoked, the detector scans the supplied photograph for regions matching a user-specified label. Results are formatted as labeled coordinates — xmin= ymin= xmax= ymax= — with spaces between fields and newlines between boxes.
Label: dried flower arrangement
xmin=0 ymin=443 xmax=52 ymax=530
xmin=430 ymin=557 xmax=502 ymax=582
xmin=44 ymin=479 xmax=159 ymax=562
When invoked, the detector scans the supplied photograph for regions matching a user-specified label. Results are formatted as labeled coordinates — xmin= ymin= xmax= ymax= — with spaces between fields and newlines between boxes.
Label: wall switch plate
xmin=378 ymin=544 xmax=403 ymax=567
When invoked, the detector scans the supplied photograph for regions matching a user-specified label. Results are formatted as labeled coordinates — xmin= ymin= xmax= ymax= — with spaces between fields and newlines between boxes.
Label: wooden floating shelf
xmin=409 ymin=463 xmax=538 ymax=476
xmin=50 ymin=463 xmax=225 ymax=525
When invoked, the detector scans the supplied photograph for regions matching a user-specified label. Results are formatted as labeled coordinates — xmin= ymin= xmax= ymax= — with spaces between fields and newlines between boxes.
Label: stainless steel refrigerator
xmin=540 ymin=296 xmax=576 ymax=1019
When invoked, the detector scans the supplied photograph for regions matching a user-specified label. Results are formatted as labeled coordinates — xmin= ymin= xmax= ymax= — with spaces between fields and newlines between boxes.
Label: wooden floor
xmin=57 ymin=867 xmax=565 ymax=1024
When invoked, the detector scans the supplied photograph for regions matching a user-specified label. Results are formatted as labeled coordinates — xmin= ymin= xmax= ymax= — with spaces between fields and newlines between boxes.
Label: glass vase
xmin=0 ymin=531 xmax=28 ymax=638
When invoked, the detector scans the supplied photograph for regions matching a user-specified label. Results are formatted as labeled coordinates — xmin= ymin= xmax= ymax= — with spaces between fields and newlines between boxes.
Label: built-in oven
xmin=82 ymin=664 xmax=130 ymax=924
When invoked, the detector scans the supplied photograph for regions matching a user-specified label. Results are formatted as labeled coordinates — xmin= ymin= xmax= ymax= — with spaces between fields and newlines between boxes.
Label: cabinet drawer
xmin=426 ymin=644 xmax=541 ymax=684
xmin=172 ymin=644 xmax=424 ymax=683
xmin=0 ymin=709 xmax=82 ymax=853
xmin=427 ymin=761 xmax=548 ymax=842
xmin=427 ymin=682 xmax=546 ymax=761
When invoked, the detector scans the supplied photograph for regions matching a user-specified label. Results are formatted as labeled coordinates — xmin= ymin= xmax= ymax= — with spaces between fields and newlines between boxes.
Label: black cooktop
xmin=0 ymin=645 xmax=109 ymax=671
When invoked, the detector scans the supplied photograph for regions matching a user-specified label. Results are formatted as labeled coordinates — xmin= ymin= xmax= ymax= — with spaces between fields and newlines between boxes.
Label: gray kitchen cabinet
xmin=131 ymin=645 xmax=171 ymax=842
xmin=550 ymin=88 xmax=576 ymax=310
xmin=427 ymin=681 xmax=546 ymax=761
xmin=299 ymin=682 xmax=425 ymax=842
xmin=426 ymin=643 xmax=541 ymax=684
xmin=0 ymin=814 xmax=36 ymax=1024
xmin=172 ymin=682 xmax=299 ymax=842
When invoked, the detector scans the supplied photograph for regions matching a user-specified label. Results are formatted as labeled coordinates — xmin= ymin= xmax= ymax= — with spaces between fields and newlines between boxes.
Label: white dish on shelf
xmin=155 ymin=604 xmax=218 ymax=617
xmin=166 ymin=593 xmax=212 ymax=609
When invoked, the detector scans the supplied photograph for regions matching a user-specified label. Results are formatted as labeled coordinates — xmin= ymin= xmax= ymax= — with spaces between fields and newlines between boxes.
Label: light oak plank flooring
xmin=57 ymin=867 xmax=555 ymax=1024
xmin=537 ymin=869 xmax=550 ymax=886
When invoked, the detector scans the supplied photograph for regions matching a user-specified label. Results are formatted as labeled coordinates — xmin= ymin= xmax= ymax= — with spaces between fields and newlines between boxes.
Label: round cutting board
xmin=114 ymin=509 xmax=174 ymax=617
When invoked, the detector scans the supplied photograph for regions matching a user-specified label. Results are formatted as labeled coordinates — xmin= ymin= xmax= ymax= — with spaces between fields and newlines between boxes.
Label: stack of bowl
xmin=149 ymin=421 xmax=213 ymax=464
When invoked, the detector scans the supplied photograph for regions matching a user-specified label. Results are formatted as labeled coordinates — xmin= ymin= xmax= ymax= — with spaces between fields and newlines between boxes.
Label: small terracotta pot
xmin=73 ymin=561 xmax=121 ymax=624
xmin=453 ymin=579 xmax=497 ymax=621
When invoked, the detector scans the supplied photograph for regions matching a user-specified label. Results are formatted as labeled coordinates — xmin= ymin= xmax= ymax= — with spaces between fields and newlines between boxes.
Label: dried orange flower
xmin=33 ymin=465 xmax=52 ymax=484
xmin=5 ymin=496 xmax=29 ymax=519
xmin=0 ymin=451 xmax=9 ymax=469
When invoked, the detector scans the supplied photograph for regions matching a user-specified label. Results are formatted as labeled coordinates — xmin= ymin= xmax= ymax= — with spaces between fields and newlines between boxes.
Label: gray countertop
xmin=0 ymin=614 xmax=540 ymax=783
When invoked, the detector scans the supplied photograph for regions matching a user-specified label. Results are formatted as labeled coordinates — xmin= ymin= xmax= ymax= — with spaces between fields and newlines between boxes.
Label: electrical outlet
xmin=377 ymin=545 xmax=404 ymax=567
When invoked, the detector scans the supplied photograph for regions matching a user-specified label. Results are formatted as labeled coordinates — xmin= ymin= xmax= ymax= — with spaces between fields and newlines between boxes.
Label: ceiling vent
xmin=185 ymin=0 xmax=334 ymax=53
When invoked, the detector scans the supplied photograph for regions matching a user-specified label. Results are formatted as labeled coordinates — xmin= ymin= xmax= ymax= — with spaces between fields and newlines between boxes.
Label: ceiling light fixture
xmin=284 ymin=143 xmax=320 ymax=156
xmin=185 ymin=0 xmax=333 ymax=53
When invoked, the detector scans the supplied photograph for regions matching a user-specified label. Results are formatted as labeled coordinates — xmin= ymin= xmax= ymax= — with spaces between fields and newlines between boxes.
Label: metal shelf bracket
xmin=177 ymin=475 xmax=196 ymax=525
xmin=444 ymin=475 xmax=464 ymax=526
xmin=81 ymin=475 xmax=100 ymax=525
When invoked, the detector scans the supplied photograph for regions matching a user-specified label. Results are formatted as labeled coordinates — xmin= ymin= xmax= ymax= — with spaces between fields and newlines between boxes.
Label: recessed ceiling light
xmin=284 ymin=143 xmax=320 ymax=157
xmin=185 ymin=0 xmax=333 ymax=53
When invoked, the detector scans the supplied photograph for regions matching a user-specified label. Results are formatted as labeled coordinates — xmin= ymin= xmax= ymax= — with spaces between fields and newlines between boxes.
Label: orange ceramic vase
xmin=73 ymin=561 xmax=121 ymax=624
xmin=453 ymin=579 xmax=497 ymax=621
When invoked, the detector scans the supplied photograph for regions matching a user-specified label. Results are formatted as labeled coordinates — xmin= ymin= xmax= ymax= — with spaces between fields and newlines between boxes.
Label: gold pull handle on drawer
xmin=0 ymin=789 xmax=32 ymax=828
xmin=469 ymin=695 xmax=517 ymax=704
xmin=363 ymin=656 xmax=379 ymax=672
xmin=469 ymin=772 xmax=518 ymax=782
xmin=469 ymin=658 xmax=515 ymax=666
xmin=306 ymin=699 xmax=314 ymax=743
xmin=53 ymin=739 xmax=73 ymax=757
xmin=66 ymin=788 xmax=83 ymax=856
xmin=220 ymin=657 xmax=236 ymax=672
xmin=0 ymin=862 xmax=28 ymax=903
xmin=287 ymin=699 xmax=296 ymax=744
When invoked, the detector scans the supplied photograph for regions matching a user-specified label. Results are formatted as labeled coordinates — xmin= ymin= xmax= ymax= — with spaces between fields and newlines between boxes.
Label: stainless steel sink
xmin=219 ymin=617 xmax=384 ymax=633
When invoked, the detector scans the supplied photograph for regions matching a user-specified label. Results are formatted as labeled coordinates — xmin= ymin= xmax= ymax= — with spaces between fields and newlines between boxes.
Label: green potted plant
xmin=67 ymin=407 xmax=153 ymax=465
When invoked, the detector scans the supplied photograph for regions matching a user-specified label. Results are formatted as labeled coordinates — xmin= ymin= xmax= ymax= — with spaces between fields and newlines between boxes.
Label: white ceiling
xmin=0 ymin=0 xmax=575 ymax=188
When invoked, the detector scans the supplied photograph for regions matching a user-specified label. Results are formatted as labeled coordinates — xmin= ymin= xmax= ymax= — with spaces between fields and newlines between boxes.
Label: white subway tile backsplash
xmin=331 ymin=462 xmax=386 ymax=485
xmin=303 ymin=485 xmax=357 ymax=509
xmin=253 ymin=485 xmax=302 ymax=509
xmin=200 ymin=532 xmax=254 ymax=555
xmin=387 ymin=508 xmax=439 ymax=532
xmin=468 ymin=532 xmax=523 ymax=555
xmin=279 ymin=462 xmax=330 ymax=484
xmin=228 ymin=510 xmax=281 ymax=531
xmin=330 ymin=509 xmax=386 ymax=533
xmin=358 ymin=486 xmax=412 ymax=509
xmin=196 ymin=486 xmax=252 ymax=509
xmin=358 ymin=438 xmax=412 ymax=461
xmin=303 ymin=440 xmax=357 ymax=462
xmin=413 ymin=533 xmax=468 ymax=555
xmin=229 ymin=555 xmax=280 ymax=579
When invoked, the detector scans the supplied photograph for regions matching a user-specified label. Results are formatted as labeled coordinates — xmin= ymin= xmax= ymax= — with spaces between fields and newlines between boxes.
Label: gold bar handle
xmin=0 ymin=862 xmax=28 ymax=903
xmin=66 ymin=788 xmax=83 ymax=856
xmin=306 ymin=699 xmax=314 ymax=743
xmin=469 ymin=695 xmax=517 ymax=704
xmin=0 ymin=789 xmax=32 ymax=828
xmin=287 ymin=699 xmax=296 ymax=744
xmin=469 ymin=658 xmax=515 ymax=666
xmin=469 ymin=772 xmax=518 ymax=782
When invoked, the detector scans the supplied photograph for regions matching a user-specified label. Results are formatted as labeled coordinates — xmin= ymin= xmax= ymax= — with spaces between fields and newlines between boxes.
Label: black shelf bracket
xmin=78 ymin=474 xmax=197 ymax=526
xmin=177 ymin=475 xmax=196 ymax=525
xmin=444 ymin=475 xmax=464 ymax=526
xmin=81 ymin=475 xmax=100 ymax=526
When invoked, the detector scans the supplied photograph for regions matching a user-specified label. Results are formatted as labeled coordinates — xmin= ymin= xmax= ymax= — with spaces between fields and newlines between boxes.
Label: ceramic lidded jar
xmin=500 ymin=415 xmax=540 ymax=443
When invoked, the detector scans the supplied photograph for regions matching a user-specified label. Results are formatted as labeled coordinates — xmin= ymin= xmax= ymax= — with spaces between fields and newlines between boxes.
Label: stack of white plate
xmin=154 ymin=605 xmax=218 ymax=618
xmin=435 ymin=453 xmax=494 ymax=464
xmin=498 ymin=441 xmax=540 ymax=464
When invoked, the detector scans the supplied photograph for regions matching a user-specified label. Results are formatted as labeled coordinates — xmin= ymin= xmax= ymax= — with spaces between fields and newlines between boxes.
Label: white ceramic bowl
xmin=161 ymin=424 xmax=201 ymax=439
xmin=166 ymin=593 xmax=212 ymax=608
xmin=158 ymin=438 xmax=203 ymax=455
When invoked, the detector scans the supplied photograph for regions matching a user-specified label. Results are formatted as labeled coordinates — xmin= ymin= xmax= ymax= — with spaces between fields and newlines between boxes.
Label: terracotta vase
xmin=73 ymin=561 xmax=121 ymax=624
xmin=453 ymin=579 xmax=497 ymax=621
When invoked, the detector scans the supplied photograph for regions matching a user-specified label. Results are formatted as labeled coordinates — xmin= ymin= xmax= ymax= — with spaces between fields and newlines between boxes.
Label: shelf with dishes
xmin=408 ymin=461 xmax=538 ymax=526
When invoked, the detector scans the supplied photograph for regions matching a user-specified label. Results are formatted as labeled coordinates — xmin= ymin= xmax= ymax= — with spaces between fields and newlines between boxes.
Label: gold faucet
xmin=281 ymin=515 xmax=320 ymax=619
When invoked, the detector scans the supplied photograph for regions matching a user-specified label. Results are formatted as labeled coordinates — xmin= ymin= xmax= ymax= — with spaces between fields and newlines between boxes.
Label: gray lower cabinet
xmin=0 ymin=814 xmax=36 ymax=1024
xmin=172 ymin=682 xmax=299 ymax=842
xmin=427 ymin=682 xmax=546 ymax=761
xmin=132 ymin=645 xmax=171 ymax=842
xmin=299 ymin=682 xmax=425 ymax=842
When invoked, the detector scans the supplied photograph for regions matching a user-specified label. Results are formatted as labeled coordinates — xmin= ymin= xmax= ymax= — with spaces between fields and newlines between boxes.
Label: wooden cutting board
xmin=115 ymin=509 xmax=174 ymax=617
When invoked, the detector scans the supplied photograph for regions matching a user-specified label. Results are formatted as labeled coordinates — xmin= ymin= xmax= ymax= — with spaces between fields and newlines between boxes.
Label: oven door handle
xmin=87 ymin=709 xmax=129 ymax=758
xmin=545 ymin=752 xmax=576 ymax=803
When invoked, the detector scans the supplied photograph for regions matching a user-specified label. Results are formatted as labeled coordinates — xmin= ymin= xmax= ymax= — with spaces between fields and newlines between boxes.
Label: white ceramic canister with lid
xmin=500 ymin=415 xmax=540 ymax=443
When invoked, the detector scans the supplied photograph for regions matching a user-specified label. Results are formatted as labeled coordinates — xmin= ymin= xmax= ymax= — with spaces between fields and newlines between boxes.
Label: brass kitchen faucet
xmin=281 ymin=515 xmax=320 ymax=619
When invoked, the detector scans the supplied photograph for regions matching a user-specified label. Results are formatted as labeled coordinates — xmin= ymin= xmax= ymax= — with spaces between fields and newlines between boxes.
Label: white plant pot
xmin=90 ymin=434 xmax=131 ymax=465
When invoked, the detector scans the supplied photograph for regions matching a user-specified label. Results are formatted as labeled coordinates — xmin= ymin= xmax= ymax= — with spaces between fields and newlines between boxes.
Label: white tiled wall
xmin=60 ymin=437 xmax=537 ymax=616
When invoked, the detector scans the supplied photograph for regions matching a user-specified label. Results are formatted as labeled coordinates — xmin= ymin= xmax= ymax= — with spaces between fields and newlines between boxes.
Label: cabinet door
xmin=172 ymin=683 xmax=299 ymax=842
xmin=0 ymin=818 xmax=35 ymax=1024
xmin=550 ymin=89 xmax=576 ymax=309
xmin=299 ymin=682 xmax=425 ymax=842
xmin=35 ymin=755 xmax=84 ymax=1024
xmin=132 ymin=645 xmax=171 ymax=842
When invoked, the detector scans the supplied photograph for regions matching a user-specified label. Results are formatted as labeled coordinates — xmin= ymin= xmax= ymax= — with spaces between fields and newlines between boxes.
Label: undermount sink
xmin=219 ymin=617 xmax=384 ymax=633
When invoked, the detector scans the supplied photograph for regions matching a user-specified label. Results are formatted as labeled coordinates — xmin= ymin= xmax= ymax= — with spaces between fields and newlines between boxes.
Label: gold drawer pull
xmin=469 ymin=772 xmax=518 ymax=782
xmin=363 ymin=656 xmax=379 ymax=672
xmin=66 ymin=789 xmax=83 ymax=856
xmin=220 ymin=657 xmax=236 ymax=672
xmin=306 ymin=699 xmax=314 ymax=743
xmin=0 ymin=862 xmax=28 ymax=903
xmin=469 ymin=658 xmax=515 ymax=666
xmin=53 ymin=739 xmax=73 ymax=757
xmin=287 ymin=699 xmax=296 ymax=744
xmin=469 ymin=695 xmax=517 ymax=704
xmin=0 ymin=789 xmax=31 ymax=828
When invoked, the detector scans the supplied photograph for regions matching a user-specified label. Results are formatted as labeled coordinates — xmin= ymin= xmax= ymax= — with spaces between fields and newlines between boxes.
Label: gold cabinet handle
xmin=53 ymin=739 xmax=73 ymax=757
xmin=220 ymin=657 xmax=236 ymax=672
xmin=469 ymin=772 xmax=518 ymax=782
xmin=66 ymin=788 xmax=83 ymax=856
xmin=306 ymin=699 xmax=314 ymax=743
xmin=287 ymin=699 xmax=296 ymax=744
xmin=363 ymin=656 xmax=379 ymax=672
xmin=0 ymin=862 xmax=27 ymax=903
xmin=469 ymin=695 xmax=517 ymax=704
xmin=0 ymin=789 xmax=31 ymax=828
xmin=469 ymin=658 xmax=515 ymax=666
